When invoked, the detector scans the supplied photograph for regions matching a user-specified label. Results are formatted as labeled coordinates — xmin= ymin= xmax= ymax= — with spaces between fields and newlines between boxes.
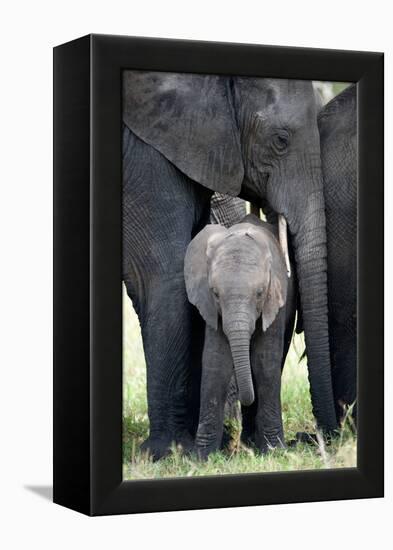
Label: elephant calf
xmin=184 ymin=214 xmax=296 ymax=458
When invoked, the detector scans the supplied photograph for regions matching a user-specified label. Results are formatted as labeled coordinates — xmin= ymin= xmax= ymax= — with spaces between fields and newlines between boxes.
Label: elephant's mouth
xmin=239 ymin=169 xmax=269 ymax=205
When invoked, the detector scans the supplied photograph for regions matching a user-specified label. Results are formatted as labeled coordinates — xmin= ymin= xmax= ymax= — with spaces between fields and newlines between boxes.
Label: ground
xmin=122 ymin=286 xmax=356 ymax=480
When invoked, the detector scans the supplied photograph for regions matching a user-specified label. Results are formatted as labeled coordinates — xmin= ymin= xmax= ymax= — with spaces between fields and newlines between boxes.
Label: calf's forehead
xmin=210 ymin=235 xmax=268 ymax=279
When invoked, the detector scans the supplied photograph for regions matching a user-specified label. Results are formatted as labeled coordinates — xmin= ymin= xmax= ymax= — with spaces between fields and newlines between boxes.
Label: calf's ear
xmin=184 ymin=225 xmax=227 ymax=330
xmin=262 ymin=269 xmax=286 ymax=332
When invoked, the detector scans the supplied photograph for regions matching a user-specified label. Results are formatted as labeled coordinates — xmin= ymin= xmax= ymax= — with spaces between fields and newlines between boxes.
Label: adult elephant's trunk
xmin=291 ymin=187 xmax=338 ymax=433
xmin=226 ymin=327 xmax=254 ymax=407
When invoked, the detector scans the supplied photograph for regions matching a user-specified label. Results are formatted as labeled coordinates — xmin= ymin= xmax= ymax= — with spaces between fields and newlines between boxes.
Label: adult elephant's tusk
xmin=278 ymin=214 xmax=291 ymax=278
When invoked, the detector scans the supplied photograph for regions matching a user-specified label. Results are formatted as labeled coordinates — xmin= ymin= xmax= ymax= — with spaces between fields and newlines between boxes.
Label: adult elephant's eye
xmin=273 ymin=131 xmax=289 ymax=153
xmin=256 ymin=289 xmax=263 ymax=299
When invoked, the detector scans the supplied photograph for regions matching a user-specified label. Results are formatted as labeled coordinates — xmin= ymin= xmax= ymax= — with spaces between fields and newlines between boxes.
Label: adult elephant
xmin=318 ymin=84 xmax=357 ymax=422
xmin=123 ymin=71 xmax=337 ymax=459
xmin=210 ymin=193 xmax=246 ymax=228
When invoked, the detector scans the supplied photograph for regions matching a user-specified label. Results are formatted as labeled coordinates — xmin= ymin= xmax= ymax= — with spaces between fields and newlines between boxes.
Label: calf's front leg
xmin=195 ymin=325 xmax=233 ymax=459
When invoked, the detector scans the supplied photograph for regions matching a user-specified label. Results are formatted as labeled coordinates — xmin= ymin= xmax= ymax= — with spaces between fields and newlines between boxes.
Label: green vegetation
xmin=122 ymin=286 xmax=356 ymax=480
xmin=332 ymin=82 xmax=351 ymax=96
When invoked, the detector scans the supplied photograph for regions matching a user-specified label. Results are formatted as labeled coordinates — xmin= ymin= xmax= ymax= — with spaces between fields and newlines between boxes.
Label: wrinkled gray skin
xmin=318 ymin=85 xmax=357 ymax=422
xmin=210 ymin=193 xmax=246 ymax=228
xmin=185 ymin=215 xmax=296 ymax=458
xmin=123 ymin=72 xmax=337 ymax=459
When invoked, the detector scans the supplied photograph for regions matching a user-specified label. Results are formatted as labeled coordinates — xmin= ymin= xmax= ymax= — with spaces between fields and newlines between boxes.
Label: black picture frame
xmin=53 ymin=34 xmax=384 ymax=516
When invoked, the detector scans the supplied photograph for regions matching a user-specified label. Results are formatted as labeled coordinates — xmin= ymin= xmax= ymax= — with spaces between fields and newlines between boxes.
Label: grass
xmin=122 ymin=285 xmax=356 ymax=480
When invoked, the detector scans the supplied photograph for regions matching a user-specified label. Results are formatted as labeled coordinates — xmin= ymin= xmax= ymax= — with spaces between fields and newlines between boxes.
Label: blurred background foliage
xmin=313 ymin=81 xmax=350 ymax=104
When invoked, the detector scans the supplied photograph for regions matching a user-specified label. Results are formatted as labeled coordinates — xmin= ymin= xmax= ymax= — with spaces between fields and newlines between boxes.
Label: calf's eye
xmin=212 ymin=288 xmax=219 ymax=298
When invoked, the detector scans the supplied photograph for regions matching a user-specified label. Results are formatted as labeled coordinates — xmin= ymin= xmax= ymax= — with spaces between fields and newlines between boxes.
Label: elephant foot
xmin=140 ymin=431 xmax=194 ymax=461
xmin=174 ymin=431 xmax=194 ymax=454
xmin=296 ymin=431 xmax=318 ymax=445
xmin=240 ymin=429 xmax=256 ymax=448
xmin=140 ymin=435 xmax=172 ymax=461
xmin=287 ymin=430 xmax=338 ymax=448
xmin=254 ymin=438 xmax=286 ymax=455
xmin=194 ymin=436 xmax=221 ymax=461
xmin=194 ymin=445 xmax=213 ymax=461
xmin=287 ymin=432 xmax=318 ymax=448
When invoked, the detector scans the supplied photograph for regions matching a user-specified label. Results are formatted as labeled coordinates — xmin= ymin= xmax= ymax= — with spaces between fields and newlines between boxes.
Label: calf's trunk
xmin=226 ymin=328 xmax=254 ymax=407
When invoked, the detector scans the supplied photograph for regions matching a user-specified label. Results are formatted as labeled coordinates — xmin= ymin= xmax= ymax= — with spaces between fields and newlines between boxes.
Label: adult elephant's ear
xmin=184 ymin=225 xmax=227 ymax=329
xmin=123 ymin=71 xmax=244 ymax=196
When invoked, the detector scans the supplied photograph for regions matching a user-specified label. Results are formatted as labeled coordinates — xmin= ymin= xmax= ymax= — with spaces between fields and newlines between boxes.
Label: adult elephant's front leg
xmin=139 ymin=274 xmax=195 ymax=458
xmin=122 ymin=126 xmax=212 ymax=460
